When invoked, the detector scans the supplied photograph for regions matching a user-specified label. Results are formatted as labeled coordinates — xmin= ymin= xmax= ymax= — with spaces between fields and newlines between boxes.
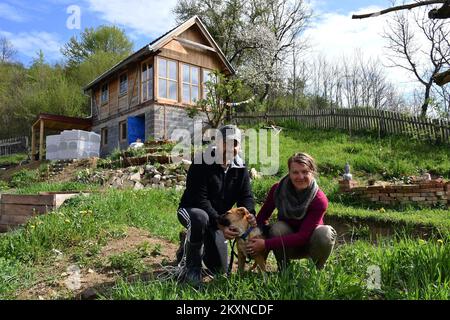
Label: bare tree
xmin=382 ymin=5 xmax=450 ymax=117
xmin=0 ymin=37 xmax=17 ymax=63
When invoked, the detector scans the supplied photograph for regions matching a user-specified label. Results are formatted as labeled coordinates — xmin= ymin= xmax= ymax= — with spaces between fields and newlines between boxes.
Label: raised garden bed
xmin=339 ymin=179 xmax=450 ymax=208
xmin=0 ymin=191 xmax=89 ymax=232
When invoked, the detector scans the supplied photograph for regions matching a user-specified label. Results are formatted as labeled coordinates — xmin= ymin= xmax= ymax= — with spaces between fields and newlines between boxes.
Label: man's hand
xmin=218 ymin=225 xmax=240 ymax=240
xmin=246 ymin=238 xmax=265 ymax=256
xmin=247 ymin=214 xmax=257 ymax=227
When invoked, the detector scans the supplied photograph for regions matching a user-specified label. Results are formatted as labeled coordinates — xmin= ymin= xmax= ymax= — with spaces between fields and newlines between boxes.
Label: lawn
xmin=0 ymin=125 xmax=449 ymax=300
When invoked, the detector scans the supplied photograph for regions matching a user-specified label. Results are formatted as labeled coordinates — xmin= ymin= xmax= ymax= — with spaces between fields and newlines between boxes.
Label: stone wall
xmin=339 ymin=179 xmax=450 ymax=207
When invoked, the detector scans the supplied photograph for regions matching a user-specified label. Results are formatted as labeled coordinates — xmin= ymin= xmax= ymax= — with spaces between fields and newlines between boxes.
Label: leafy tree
xmin=61 ymin=25 xmax=133 ymax=67
xmin=187 ymin=70 xmax=243 ymax=128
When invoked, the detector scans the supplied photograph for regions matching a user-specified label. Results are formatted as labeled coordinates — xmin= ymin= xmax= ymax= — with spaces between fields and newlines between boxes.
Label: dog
xmin=218 ymin=207 xmax=268 ymax=273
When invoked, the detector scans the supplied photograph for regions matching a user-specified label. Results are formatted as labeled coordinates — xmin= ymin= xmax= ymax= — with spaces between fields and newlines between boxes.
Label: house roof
xmin=83 ymin=16 xmax=235 ymax=93
xmin=32 ymin=113 xmax=92 ymax=131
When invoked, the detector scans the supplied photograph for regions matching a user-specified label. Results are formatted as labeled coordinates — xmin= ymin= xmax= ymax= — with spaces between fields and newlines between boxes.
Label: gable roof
xmin=83 ymin=16 xmax=235 ymax=92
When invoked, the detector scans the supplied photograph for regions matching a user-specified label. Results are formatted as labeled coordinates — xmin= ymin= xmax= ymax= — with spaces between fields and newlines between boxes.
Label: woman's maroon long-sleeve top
xmin=256 ymin=183 xmax=328 ymax=250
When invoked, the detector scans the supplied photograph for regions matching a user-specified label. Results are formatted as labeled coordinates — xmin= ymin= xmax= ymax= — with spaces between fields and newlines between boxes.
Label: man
xmin=177 ymin=124 xmax=256 ymax=287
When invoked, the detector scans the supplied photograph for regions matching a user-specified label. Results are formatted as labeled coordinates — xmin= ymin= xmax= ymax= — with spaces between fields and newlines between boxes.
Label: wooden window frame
xmin=141 ymin=61 xmax=154 ymax=103
xmin=119 ymin=120 xmax=127 ymax=142
xmin=157 ymin=57 xmax=178 ymax=102
xmin=119 ymin=72 xmax=128 ymax=96
xmin=101 ymin=83 xmax=109 ymax=105
xmin=202 ymin=69 xmax=213 ymax=100
xmin=101 ymin=127 xmax=108 ymax=146
xmin=182 ymin=63 xmax=200 ymax=105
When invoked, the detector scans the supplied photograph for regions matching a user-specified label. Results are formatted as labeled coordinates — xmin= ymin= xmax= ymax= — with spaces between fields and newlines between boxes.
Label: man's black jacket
xmin=179 ymin=152 xmax=256 ymax=227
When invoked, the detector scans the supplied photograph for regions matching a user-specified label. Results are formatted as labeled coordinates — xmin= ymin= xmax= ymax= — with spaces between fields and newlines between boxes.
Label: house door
xmin=127 ymin=115 xmax=145 ymax=144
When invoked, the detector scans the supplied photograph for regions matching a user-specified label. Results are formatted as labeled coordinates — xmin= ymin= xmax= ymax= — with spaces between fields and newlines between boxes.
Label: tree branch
xmin=352 ymin=1 xmax=446 ymax=19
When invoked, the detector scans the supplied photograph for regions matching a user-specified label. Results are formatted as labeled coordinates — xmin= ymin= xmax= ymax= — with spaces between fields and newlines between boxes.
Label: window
xmin=119 ymin=73 xmax=128 ymax=95
xmin=202 ymin=69 xmax=213 ymax=99
xmin=182 ymin=64 xmax=200 ymax=104
xmin=141 ymin=62 xmax=153 ymax=102
xmin=101 ymin=127 xmax=108 ymax=146
xmin=158 ymin=58 xmax=177 ymax=100
xmin=119 ymin=121 xmax=127 ymax=142
xmin=101 ymin=83 xmax=109 ymax=104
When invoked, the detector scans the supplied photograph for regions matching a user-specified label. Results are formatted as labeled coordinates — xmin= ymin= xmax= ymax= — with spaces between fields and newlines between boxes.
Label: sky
xmin=0 ymin=0 xmax=427 ymax=91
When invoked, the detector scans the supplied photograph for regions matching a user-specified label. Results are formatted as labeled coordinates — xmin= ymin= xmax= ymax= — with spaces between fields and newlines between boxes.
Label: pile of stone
xmin=77 ymin=160 xmax=192 ymax=192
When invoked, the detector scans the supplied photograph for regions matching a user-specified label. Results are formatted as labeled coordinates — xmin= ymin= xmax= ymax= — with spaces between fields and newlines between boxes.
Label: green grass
xmin=0 ymin=153 xmax=27 ymax=166
xmin=100 ymin=236 xmax=449 ymax=300
xmin=327 ymin=203 xmax=450 ymax=235
xmin=1 ymin=125 xmax=449 ymax=300
xmin=14 ymin=181 xmax=100 ymax=195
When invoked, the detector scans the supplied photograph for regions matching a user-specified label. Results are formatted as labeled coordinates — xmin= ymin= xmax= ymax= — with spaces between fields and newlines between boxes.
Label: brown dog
xmin=219 ymin=207 xmax=268 ymax=273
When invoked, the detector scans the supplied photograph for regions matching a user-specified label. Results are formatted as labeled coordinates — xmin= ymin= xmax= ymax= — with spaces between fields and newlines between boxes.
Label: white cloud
xmin=303 ymin=4 xmax=436 ymax=94
xmin=0 ymin=30 xmax=64 ymax=62
xmin=85 ymin=0 xmax=178 ymax=39
xmin=0 ymin=3 xmax=27 ymax=22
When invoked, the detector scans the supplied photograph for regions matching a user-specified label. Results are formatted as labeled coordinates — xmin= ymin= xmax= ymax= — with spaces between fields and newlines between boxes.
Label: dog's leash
xmin=227 ymin=226 xmax=255 ymax=276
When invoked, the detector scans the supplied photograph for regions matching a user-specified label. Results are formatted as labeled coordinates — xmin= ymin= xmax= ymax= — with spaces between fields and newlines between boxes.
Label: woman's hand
xmin=247 ymin=214 xmax=257 ymax=227
xmin=246 ymin=238 xmax=265 ymax=256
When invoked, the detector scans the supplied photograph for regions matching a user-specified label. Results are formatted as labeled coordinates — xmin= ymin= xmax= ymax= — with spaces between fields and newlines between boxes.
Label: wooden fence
xmin=233 ymin=109 xmax=450 ymax=144
xmin=0 ymin=136 xmax=28 ymax=156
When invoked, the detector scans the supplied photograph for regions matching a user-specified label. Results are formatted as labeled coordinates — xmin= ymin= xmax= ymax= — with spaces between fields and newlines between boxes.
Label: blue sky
xmin=0 ymin=0 xmax=395 ymax=66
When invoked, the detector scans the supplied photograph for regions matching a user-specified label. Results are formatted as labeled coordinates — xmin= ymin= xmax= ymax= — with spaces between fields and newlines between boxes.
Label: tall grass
xmin=101 ymin=236 xmax=449 ymax=300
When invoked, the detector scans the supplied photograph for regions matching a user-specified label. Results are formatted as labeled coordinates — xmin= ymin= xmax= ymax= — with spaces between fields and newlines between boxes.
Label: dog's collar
xmin=240 ymin=226 xmax=255 ymax=240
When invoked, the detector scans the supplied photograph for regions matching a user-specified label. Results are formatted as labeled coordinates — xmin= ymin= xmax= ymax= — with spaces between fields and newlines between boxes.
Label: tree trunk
xmin=421 ymin=84 xmax=432 ymax=118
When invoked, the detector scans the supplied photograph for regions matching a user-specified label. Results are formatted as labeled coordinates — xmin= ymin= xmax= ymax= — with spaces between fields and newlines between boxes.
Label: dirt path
xmin=17 ymin=227 xmax=179 ymax=300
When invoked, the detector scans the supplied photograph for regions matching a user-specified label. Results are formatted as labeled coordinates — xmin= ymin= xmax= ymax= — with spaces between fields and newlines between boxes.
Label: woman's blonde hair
xmin=287 ymin=152 xmax=317 ymax=174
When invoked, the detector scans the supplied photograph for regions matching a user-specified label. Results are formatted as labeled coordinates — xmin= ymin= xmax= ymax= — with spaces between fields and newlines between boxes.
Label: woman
xmin=247 ymin=152 xmax=336 ymax=270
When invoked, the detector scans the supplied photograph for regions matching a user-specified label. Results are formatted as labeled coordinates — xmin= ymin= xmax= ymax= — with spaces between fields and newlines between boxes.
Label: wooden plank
xmin=1 ymin=203 xmax=53 ymax=216
xmin=1 ymin=194 xmax=55 ymax=206
xmin=0 ymin=214 xmax=33 ymax=225
xmin=39 ymin=119 xmax=44 ymax=161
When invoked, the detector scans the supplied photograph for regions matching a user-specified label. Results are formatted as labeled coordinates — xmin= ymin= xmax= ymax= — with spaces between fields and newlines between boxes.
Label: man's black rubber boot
xmin=180 ymin=241 xmax=203 ymax=288
xmin=176 ymin=230 xmax=187 ymax=264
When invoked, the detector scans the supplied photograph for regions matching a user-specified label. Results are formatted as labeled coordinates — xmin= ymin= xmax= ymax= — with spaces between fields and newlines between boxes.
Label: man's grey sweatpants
xmin=177 ymin=207 xmax=228 ymax=274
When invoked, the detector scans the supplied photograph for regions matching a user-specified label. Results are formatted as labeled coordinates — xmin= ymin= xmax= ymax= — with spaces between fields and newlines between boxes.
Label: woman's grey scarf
xmin=275 ymin=175 xmax=319 ymax=220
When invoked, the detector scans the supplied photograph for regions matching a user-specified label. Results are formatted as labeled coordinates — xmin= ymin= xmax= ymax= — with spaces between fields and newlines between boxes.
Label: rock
xmin=145 ymin=165 xmax=155 ymax=173
xmin=158 ymin=183 xmax=165 ymax=189
xmin=250 ymin=168 xmax=261 ymax=180
xmin=134 ymin=182 xmax=144 ymax=190
xmin=116 ymin=170 xmax=123 ymax=177
xmin=139 ymin=167 xmax=145 ymax=175
xmin=130 ymin=172 xmax=141 ymax=182
xmin=112 ymin=177 xmax=123 ymax=188
xmin=151 ymin=184 xmax=158 ymax=189
xmin=176 ymin=175 xmax=186 ymax=182
xmin=181 ymin=159 xmax=192 ymax=171
xmin=175 ymin=185 xmax=184 ymax=192
xmin=161 ymin=175 xmax=168 ymax=181
xmin=165 ymin=180 xmax=173 ymax=187
xmin=123 ymin=179 xmax=135 ymax=189
xmin=152 ymin=174 xmax=161 ymax=184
